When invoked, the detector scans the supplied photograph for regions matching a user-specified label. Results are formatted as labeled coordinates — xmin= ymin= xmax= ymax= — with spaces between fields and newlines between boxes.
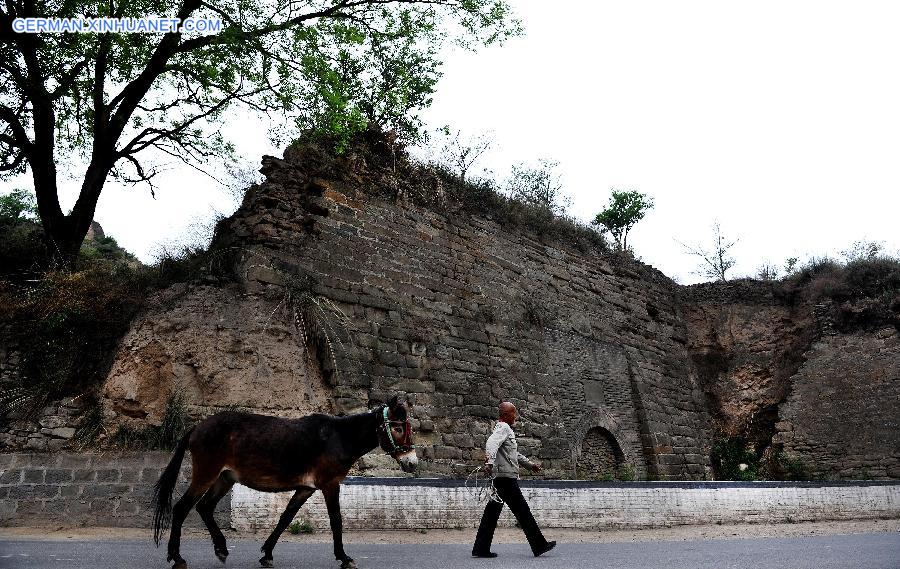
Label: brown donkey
xmin=152 ymin=396 xmax=417 ymax=569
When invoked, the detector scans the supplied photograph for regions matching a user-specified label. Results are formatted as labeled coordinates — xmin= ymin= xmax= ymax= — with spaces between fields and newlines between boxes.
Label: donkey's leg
xmin=196 ymin=471 xmax=236 ymax=563
xmin=168 ymin=468 xmax=221 ymax=569
xmin=322 ymin=483 xmax=355 ymax=569
xmin=259 ymin=487 xmax=316 ymax=568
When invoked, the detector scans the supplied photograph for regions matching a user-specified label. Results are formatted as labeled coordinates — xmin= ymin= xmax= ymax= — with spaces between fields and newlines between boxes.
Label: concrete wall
xmin=3 ymin=451 xmax=897 ymax=529
xmin=232 ymin=478 xmax=900 ymax=531
xmin=0 ymin=452 xmax=228 ymax=528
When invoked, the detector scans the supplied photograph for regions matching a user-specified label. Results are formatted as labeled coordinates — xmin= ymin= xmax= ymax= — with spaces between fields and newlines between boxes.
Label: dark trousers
xmin=472 ymin=477 xmax=549 ymax=555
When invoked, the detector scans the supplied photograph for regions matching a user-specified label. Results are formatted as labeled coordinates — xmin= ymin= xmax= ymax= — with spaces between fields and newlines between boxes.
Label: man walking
xmin=472 ymin=401 xmax=556 ymax=558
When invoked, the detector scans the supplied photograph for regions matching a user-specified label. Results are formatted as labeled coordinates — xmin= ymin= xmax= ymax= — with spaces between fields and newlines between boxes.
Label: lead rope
xmin=464 ymin=466 xmax=504 ymax=505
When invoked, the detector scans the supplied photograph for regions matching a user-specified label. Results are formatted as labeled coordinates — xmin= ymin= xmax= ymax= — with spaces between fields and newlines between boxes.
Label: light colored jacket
xmin=485 ymin=421 xmax=534 ymax=478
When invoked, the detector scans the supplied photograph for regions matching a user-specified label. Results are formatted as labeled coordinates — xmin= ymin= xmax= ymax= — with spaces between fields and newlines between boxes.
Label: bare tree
xmin=678 ymin=221 xmax=739 ymax=282
xmin=432 ymin=125 xmax=493 ymax=182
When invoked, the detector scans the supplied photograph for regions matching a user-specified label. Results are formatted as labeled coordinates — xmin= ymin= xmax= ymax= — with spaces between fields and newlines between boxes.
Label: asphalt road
xmin=1 ymin=533 xmax=898 ymax=569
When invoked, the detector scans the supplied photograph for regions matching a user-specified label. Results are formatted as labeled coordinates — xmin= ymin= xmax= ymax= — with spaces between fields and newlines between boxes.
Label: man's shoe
xmin=534 ymin=541 xmax=556 ymax=557
xmin=472 ymin=551 xmax=498 ymax=558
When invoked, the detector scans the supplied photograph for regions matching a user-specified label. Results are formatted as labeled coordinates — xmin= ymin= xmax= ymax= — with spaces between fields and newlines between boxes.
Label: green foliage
xmin=774 ymin=451 xmax=811 ymax=481
xmin=592 ymin=190 xmax=654 ymax=252
xmin=0 ymin=190 xmax=46 ymax=278
xmin=618 ymin=464 xmax=636 ymax=481
xmin=0 ymin=189 xmax=37 ymax=222
xmin=288 ymin=519 xmax=315 ymax=534
xmin=787 ymin=252 xmax=899 ymax=302
xmin=415 ymin=161 xmax=607 ymax=254
xmin=2 ymin=0 xmax=521 ymax=178
xmin=79 ymin=236 xmax=137 ymax=265
xmin=842 ymin=257 xmax=900 ymax=299
xmin=711 ymin=438 xmax=759 ymax=481
xmin=505 ymin=159 xmax=569 ymax=215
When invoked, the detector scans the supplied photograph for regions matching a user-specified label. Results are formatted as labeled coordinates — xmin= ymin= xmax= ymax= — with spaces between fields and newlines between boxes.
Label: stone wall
xmin=232 ymin=478 xmax=900 ymax=531
xmin=0 ymin=398 xmax=82 ymax=451
xmin=0 ymin=452 xmax=228 ymax=528
xmin=102 ymin=143 xmax=713 ymax=480
xmin=774 ymin=327 xmax=900 ymax=479
xmin=88 ymin=138 xmax=896 ymax=482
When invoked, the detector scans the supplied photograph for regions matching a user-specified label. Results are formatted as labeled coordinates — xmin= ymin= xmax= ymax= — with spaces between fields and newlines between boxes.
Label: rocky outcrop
xmin=681 ymin=281 xmax=817 ymax=442
xmin=102 ymin=282 xmax=332 ymax=428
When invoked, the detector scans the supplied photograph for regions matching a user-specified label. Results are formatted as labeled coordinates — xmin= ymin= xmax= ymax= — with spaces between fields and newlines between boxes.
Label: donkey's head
xmin=377 ymin=395 xmax=418 ymax=473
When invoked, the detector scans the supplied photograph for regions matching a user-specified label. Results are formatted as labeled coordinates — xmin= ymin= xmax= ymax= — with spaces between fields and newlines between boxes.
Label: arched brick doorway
xmin=579 ymin=426 xmax=626 ymax=480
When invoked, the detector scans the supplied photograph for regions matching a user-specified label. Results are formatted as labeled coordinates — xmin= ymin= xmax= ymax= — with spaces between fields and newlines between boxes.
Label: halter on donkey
xmin=152 ymin=396 xmax=416 ymax=569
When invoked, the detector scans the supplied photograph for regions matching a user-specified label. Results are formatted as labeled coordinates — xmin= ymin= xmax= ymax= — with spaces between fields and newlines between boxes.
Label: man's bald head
xmin=499 ymin=401 xmax=517 ymax=425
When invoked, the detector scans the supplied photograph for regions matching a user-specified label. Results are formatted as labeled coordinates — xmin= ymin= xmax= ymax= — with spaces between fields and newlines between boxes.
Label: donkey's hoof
xmin=341 ymin=559 xmax=358 ymax=569
xmin=215 ymin=548 xmax=228 ymax=563
xmin=172 ymin=562 xmax=188 ymax=569
xmin=259 ymin=556 xmax=274 ymax=568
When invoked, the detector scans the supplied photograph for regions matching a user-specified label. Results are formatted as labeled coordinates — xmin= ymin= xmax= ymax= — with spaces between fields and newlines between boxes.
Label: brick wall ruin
xmin=101 ymin=140 xmax=713 ymax=480
xmin=5 ymin=136 xmax=890 ymax=482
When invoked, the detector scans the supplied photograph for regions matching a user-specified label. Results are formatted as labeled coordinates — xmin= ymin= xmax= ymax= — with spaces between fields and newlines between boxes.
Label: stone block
xmin=23 ymin=469 xmax=44 ymax=483
xmin=432 ymin=446 xmax=462 ymax=459
xmin=140 ymin=468 xmax=162 ymax=483
xmin=0 ymin=469 xmax=22 ymax=485
xmin=96 ymin=469 xmax=120 ymax=482
xmin=50 ymin=427 xmax=76 ymax=439
xmin=119 ymin=469 xmax=140 ymax=483
xmin=0 ymin=500 xmax=16 ymax=520
xmin=44 ymin=469 xmax=73 ymax=484
xmin=74 ymin=469 xmax=96 ymax=482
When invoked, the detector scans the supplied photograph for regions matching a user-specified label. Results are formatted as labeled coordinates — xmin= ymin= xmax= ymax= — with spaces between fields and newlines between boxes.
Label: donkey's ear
xmin=387 ymin=395 xmax=400 ymax=408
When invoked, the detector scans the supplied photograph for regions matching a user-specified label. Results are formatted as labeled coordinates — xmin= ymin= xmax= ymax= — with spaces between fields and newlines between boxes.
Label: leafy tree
xmin=591 ymin=189 xmax=654 ymax=252
xmin=505 ymin=158 xmax=568 ymax=214
xmin=0 ymin=0 xmax=521 ymax=267
xmin=678 ymin=221 xmax=738 ymax=282
xmin=0 ymin=188 xmax=37 ymax=222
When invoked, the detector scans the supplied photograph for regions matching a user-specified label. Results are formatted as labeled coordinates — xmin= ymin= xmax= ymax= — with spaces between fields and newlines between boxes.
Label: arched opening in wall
xmin=578 ymin=427 xmax=626 ymax=480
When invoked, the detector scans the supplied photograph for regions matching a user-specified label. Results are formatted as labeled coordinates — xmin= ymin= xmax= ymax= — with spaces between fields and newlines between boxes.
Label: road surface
xmin=1 ymin=532 xmax=898 ymax=569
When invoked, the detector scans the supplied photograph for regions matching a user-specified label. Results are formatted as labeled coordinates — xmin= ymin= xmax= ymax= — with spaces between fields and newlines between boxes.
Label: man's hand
xmin=530 ymin=462 xmax=542 ymax=472
xmin=483 ymin=463 xmax=493 ymax=475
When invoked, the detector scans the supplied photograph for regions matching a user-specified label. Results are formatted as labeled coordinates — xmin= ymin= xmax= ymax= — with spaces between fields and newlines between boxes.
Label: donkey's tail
xmin=152 ymin=427 xmax=194 ymax=546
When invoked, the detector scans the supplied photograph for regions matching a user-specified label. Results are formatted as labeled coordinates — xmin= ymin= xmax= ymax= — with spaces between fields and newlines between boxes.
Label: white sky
xmin=3 ymin=0 xmax=899 ymax=284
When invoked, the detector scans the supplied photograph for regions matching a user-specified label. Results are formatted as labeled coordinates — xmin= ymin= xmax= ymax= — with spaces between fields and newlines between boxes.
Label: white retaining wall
xmin=231 ymin=479 xmax=900 ymax=531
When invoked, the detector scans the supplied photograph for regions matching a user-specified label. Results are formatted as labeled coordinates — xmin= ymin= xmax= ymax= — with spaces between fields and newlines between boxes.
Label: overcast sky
xmin=4 ymin=0 xmax=899 ymax=284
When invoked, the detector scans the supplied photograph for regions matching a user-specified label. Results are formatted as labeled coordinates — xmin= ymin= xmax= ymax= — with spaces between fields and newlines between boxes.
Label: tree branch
xmin=48 ymin=57 xmax=91 ymax=101
xmin=0 ymin=145 xmax=25 ymax=171
xmin=0 ymin=103 xmax=31 ymax=150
